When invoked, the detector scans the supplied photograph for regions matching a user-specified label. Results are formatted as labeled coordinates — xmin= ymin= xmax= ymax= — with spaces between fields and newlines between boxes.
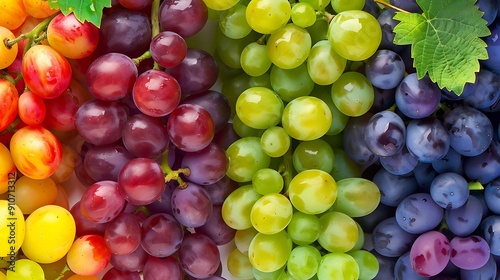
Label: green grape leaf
xmin=48 ymin=0 xmax=112 ymax=28
xmin=392 ymin=0 xmax=490 ymax=95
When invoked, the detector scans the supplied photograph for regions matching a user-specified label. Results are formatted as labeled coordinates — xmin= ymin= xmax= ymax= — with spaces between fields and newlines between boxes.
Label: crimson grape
xmin=110 ymin=245 xmax=149 ymax=272
xmin=104 ymin=212 xmax=142 ymax=255
xmin=158 ymin=0 xmax=208 ymax=38
xmin=80 ymin=180 xmax=126 ymax=223
xmin=181 ymin=142 xmax=228 ymax=185
xmin=143 ymin=256 xmax=184 ymax=280
xmin=118 ymin=158 xmax=166 ymax=205
xmin=171 ymin=182 xmax=213 ymax=228
xmin=141 ymin=213 xmax=184 ymax=258
xmin=181 ymin=90 xmax=231 ymax=133
xmin=102 ymin=268 xmax=141 ymax=280
xmin=178 ymin=233 xmax=221 ymax=278
xmin=83 ymin=142 xmax=135 ymax=182
xmin=122 ymin=113 xmax=169 ymax=158
xmin=150 ymin=31 xmax=187 ymax=68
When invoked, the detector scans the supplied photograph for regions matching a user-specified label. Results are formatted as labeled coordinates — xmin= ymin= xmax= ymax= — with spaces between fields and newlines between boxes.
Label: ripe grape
xmin=219 ymin=4 xmax=252 ymax=39
xmin=372 ymin=217 xmax=419 ymax=258
xmin=104 ymin=212 xmax=142 ymax=256
xmin=292 ymin=138 xmax=335 ymax=173
xmin=395 ymin=73 xmax=441 ymax=119
xmin=331 ymin=177 xmax=381 ymax=217
xmin=11 ymin=176 xmax=57 ymax=214
xmin=171 ymin=182 xmax=213 ymax=228
xmin=110 ymin=245 xmax=149 ymax=273
xmin=307 ymin=40 xmax=347 ymax=86
xmin=288 ymin=169 xmax=337 ymax=215
xmin=181 ymin=142 xmax=229 ymax=185
xmin=396 ymin=193 xmax=444 ymax=234
xmin=122 ymin=113 xmax=169 ymax=158
xmin=331 ymin=71 xmax=375 ymax=117
xmin=286 ymin=211 xmax=320 ymax=246
xmin=181 ymin=90 xmax=231 ymax=133
xmin=80 ymin=180 xmax=126 ymax=224
xmin=317 ymin=252 xmax=360 ymax=279
xmin=66 ymin=235 xmax=111 ymax=276
xmin=270 ymin=62 xmax=315 ymax=101
xmin=250 ymin=193 xmax=293 ymax=234
xmin=141 ymin=213 xmax=184 ymax=258
xmin=195 ymin=205 xmax=236 ymax=245
xmin=0 ymin=78 xmax=18 ymax=133
xmin=318 ymin=211 xmax=359 ymax=252
xmin=102 ymin=268 xmax=141 ymax=280
xmin=409 ymin=231 xmax=450 ymax=277
xmin=245 ymin=0 xmax=291 ymax=34
xmin=18 ymin=91 xmax=46 ymax=126
xmin=118 ymin=158 xmax=165 ymax=205
xmin=6 ymin=259 xmax=44 ymax=280
xmin=291 ymin=2 xmax=316 ymax=28
xmin=236 ymin=86 xmax=284 ymax=129
xmin=449 ymin=235 xmax=490 ymax=270
xmin=150 ymin=31 xmax=187 ymax=68
xmin=259 ymin=126 xmax=291 ymax=158
xmin=178 ymin=233 xmax=221 ymax=278
xmin=0 ymin=200 xmax=25 ymax=256
xmin=227 ymin=248 xmax=254 ymax=279
xmin=0 ymin=0 xmax=27 ymax=30
xmin=282 ymin=96 xmax=332 ymax=141
xmin=222 ymin=184 xmax=262 ymax=230
xmin=248 ymin=230 xmax=292 ymax=273
xmin=266 ymin=23 xmax=312 ymax=69
xmin=349 ymin=250 xmax=380 ymax=280
xmin=0 ymin=26 xmax=18 ymax=69
xmin=363 ymin=110 xmax=406 ymax=157
xmin=158 ymin=0 xmax=208 ymax=38
xmin=142 ymin=256 xmax=183 ymax=280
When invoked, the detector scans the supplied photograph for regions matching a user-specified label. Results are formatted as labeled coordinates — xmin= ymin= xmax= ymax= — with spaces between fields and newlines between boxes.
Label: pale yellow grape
xmin=331 ymin=71 xmax=374 ymax=117
xmin=330 ymin=177 xmax=381 ymax=217
xmin=300 ymin=0 xmax=330 ymax=9
xmin=203 ymin=0 xmax=239 ymax=10
xmin=232 ymin=114 xmax=263 ymax=138
xmin=236 ymin=87 xmax=284 ymax=129
xmin=270 ymin=62 xmax=315 ymax=102
xmin=0 ymin=200 xmax=25 ymax=257
xmin=267 ymin=23 xmax=312 ymax=69
xmin=260 ymin=126 xmax=291 ymax=158
xmin=331 ymin=0 xmax=366 ymax=13
xmin=248 ymin=230 xmax=293 ymax=273
xmin=226 ymin=137 xmax=271 ymax=182
xmin=307 ymin=40 xmax=347 ymax=85
xmin=246 ymin=0 xmax=291 ymax=34
xmin=318 ymin=211 xmax=359 ymax=252
xmin=250 ymin=193 xmax=293 ymax=234
xmin=222 ymin=185 xmax=262 ymax=230
xmin=227 ymin=248 xmax=255 ymax=280
xmin=235 ymin=227 xmax=259 ymax=254
xmin=288 ymin=169 xmax=337 ymax=214
xmin=309 ymin=84 xmax=350 ymax=135
xmin=282 ymin=96 xmax=332 ymax=141
xmin=252 ymin=266 xmax=285 ymax=279
xmin=317 ymin=252 xmax=360 ymax=280
xmin=252 ymin=168 xmax=284 ymax=195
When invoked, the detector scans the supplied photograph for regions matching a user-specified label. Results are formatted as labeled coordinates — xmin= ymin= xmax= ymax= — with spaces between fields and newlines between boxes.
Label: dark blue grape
xmin=365 ymin=50 xmax=405 ymax=89
xmin=372 ymin=249 xmax=398 ymax=280
xmin=343 ymin=113 xmax=380 ymax=166
xmin=371 ymin=86 xmax=396 ymax=113
xmin=364 ymin=110 xmax=406 ymax=157
xmin=476 ymin=0 xmax=498 ymax=26
xmin=440 ymin=80 xmax=477 ymax=100
xmin=380 ymin=146 xmax=419 ymax=175
xmin=430 ymin=172 xmax=469 ymax=209
xmin=372 ymin=217 xmax=419 ymax=258
xmin=463 ymin=69 xmax=500 ymax=110
xmin=431 ymin=148 xmax=463 ymax=175
xmin=484 ymin=178 xmax=500 ymax=214
xmin=394 ymin=251 xmax=431 ymax=280
xmin=460 ymin=254 xmax=497 ymax=280
xmin=406 ymin=118 xmax=451 ymax=163
xmin=372 ymin=168 xmax=419 ymax=207
xmin=483 ymin=20 xmax=500 ymax=73
xmin=463 ymin=140 xmax=500 ymax=185
xmin=396 ymin=193 xmax=444 ymax=234
xmin=355 ymin=203 xmax=397 ymax=233
xmin=377 ymin=9 xmax=405 ymax=52
xmin=445 ymin=195 xmax=483 ymax=236
xmin=390 ymin=0 xmax=422 ymax=13
xmin=479 ymin=215 xmax=500 ymax=256
xmin=395 ymin=73 xmax=441 ymax=119
xmin=413 ymin=163 xmax=439 ymax=193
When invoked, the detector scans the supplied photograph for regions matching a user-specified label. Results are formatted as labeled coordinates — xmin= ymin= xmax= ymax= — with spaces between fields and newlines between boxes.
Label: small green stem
xmin=468 ymin=181 xmax=484 ymax=191
xmin=53 ymin=264 xmax=71 ymax=280
xmin=374 ymin=0 xmax=411 ymax=13
xmin=151 ymin=0 xmax=161 ymax=69
xmin=5 ymin=12 xmax=59 ymax=49
xmin=132 ymin=50 xmax=152 ymax=66
xmin=0 ymin=72 xmax=16 ymax=86
xmin=316 ymin=10 xmax=335 ymax=23
xmin=161 ymin=150 xmax=191 ymax=189
xmin=133 ymin=205 xmax=152 ymax=218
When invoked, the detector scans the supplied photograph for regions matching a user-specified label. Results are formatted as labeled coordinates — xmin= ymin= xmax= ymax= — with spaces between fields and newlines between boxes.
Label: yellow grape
xmin=203 ymin=0 xmax=239 ymax=10
xmin=246 ymin=0 xmax=291 ymax=34
xmin=22 ymin=205 xmax=76 ymax=263
xmin=250 ymin=193 xmax=293 ymax=234
xmin=12 ymin=176 xmax=58 ymax=214
xmin=0 ymin=0 xmax=27 ymax=30
xmin=248 ymin=230 xmax=293 ymax=273
xmin=6 ymin=259 xmax=44 ymax=280
xmin=227 ymin=248 xmax=254 ymax=280
xmin=317 ymin=252 xmax=359 ymax=280
xmin=318 ymin=211 xmax=359 ymax=253
xmin=281 ymin=96 xmax=332 ymax=141
xmin=0 ymin=26 xmax=18 ymax=70
xmin=22 ymin=0 xmax=59 ymax=18
xmin=0 ymin=143 xmax=16 ymax=195
xmin=266 ymin=23 xmax=312 ymax=70
xmin=0 ymin=200 xmax=25 ymax=258
xmin=288 ymin=169 xmax=337 ymax=215
xmin=222 ymin=185 xmax=262 ymax=230
xmin=53 ymin=184 xmax=70 ymax=211
xmin=0 ymin=270 xmax=5 ymax=280
xmin=66 ymin=235 xmax=111 ymax=276
xmin=50 ymin=145 xmax=77 ymax=184
xmin=234 ymin=227 xmax=259 ymax=255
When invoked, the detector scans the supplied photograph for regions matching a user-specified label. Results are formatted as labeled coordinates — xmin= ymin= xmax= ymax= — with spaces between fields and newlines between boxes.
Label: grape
xmin=227 ymin=248 xmax=254 ymax=279
xmin=282 ymin=96 xmax=332 ymax=141
xmin=0 ymin=27 xmax=17 ymax=69
xmin=83 ymin=143 xmax=135 ymax=182
xmin=292 ymin=138 xmax=335 ymax=173
xmin=372 ymin=250 xmax=398 ymax=280
xmin=122 ymin=113 xmax=169 ymax=158
xmin=178 ymin=233 xmax=221 ymax=278
xmin=195 ymin=205 xmax=236 ymax=245
xmin=102 ymin=268 xmax=141 ymax=280
xmin=104 ymin=212 xmax=142 ymax=255
xmin=11 ymin=176 xmax=57 ymax=214
xmin=331 ymin=148 xmax=363 ymax=181
xmin=476 ymin=0 xmax=497 ymax=25
xmin=0 ymin=200 xmax=25 ymax=257
xmin=222 ymin=184 xmax=262 ymax=230
xmin=236 ymin=86 xmax=284 ymax=129
xmin=17 ymin=91 xmax=46 ymax=126
xmin=203 ymin=0 xmax=239 ymax=10
xmin=390 ymin=0 xmax=422 ymax=12
xmin=240 ymin=42 xmax=272 ymax=77
xmin=142 ymin=256 xmax=183 ymax=280
xmin=215 ymin=28 xmax=260 ymax=69
xmin=0 ymin=143 xmax=15 ymax=194
xmin=203 ymin=175 xmax=239 ymax=205
xmin=342 ymin=113 xmax=380 ymax=166
xmin=23 ymin=0 xmax=58 ymax=18
xmin=429 ymin=172 xmax=469 ymax=209
xmin=259 ymin=126 xmax=290 ymax=158
xmin=252 ymin=168 xmax=284 ymax=195
xmin=365 ymin=49 xmax=405 ymax=89
xmin=266 ymin=23 xmax=312 ymax=69
xmin=372 ymin=217 xmax=418 ymax=258
xmin=364 ymin=110 xmax=406 ymax=157
xmin=234 ymin=227 xmax=259 ymax=255
xmin=0 ymin=0 xmax=26 ymax=30
xmin=219 ymin=3 xmax=252 ymax=39
xmin=318 ymin=211 xmax=359 ymax=252
xmin=270 ymin=62 xmax=315 ymax=102
xmin=377 ymin=9 xmax=405 ymax=52
xmin=0 ymin=78 xmax=18 ymax=133
xmin=394 ymin=251 xmax=430 ymax=280
xmin=150 ymin=31 xmax=187 ymax=68
xmin=380 ymin=146 xmax=419 ymax=175
xmin=181 ymin=142 xmax=229 ymax=185
xmin=307 ymin=40 xmax=347 ymax=86
xmin=409 ymin=231 xmax=450 ymax=277
xmin=171 ymin=182 xmax=213 ymax=228
xmin=70 ymin=201 xmax=107 ymax=237
xmin=181 ymin=90 xmax=231 ymax=133
xmin=288 ymin=169 xmax=338 ymax=215
xmin=328 ymin=10 xmax=382 ymax=61
xmin=449 ymin=235 xmax=490 ymax=270
xmin=245 ymin=0 xmax=291 ymax=34
xmin=110 ymin=245 xmax=149 ymax=272
xmin=286 ymin=211 xmax=320 ymax=245
xmin=463 ymin=69 xmax=500 ymax=109
xmin=85 ymin=53 xmax=138 ymax=101
xmin=248 ymin=230 xmax=293 ymax=273
xmin=6 ymin=259 xmax=44 ymax=280
xmin=317 ymin=252 xmax=360 ymax=280
xmin=225 ymin=137 xmax=271 ymax=183
xmin=232 ymin=114 xmax=263 ymax=138
xmin=459 ymin=254 xmax=497 ymax=280
xmin=463 ymin=140 xmax=500 ymax=185
xmin=291 ymin=2 xmax=316 ymax=28
xmin=431 ymin=147 xmax=464 ymax=175
xmin=331 ymin=71 xmax=375 ymax=117
xmin=310 ymin=85 xmax=350 ymax=135
xmin=372 ymin=168 xmax=419 ymax=207
xmin=445 ymin=195 xmax=483 ymax=236
xmin=80 ymin=180 xmax=125 ymax=223
xmin=287 ymin=245 xmax=322 ymax=279
xmin=250 ymin=193 xmax=293 ymax=234
xmin=395 ymin=193 xmax=444 ymax=234
xmin=141 ymin=213 xmax=184 ymax=258
xmin=74 ymin=99 xmax=127 ymax=146
xmin=395 ymin=73 xmax=441 ymax=119
xmin=118 ymin=158 xmax=165 ymax=205
xmin=159 ymin=0 xmax=208 ymax=38
xmin=330 ymin=177 xmax=380 ymax=217
xmin=405 ymin=118 xmax=451 ymax=163
xmin=349 ymin=250 xmax=380 ymax=280
xmin=66 ymin=234 xmax=111 ymax=276
xmin=483 ymin=20 xmax=500 ymax=72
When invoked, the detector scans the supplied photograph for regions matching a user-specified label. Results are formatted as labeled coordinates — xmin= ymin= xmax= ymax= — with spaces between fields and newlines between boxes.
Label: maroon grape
xmin=102 ymin=268 xmax=141 ymax=280
xmin=181 ymin=142 xmax=228 ymax=185
xmin=104 ymin=212 xmax=142 ymax=255
xmin=83 ymin=142 xmax=135 ymax=182
xmin=118 ymin=158 xmax=166 ymax=205
xmin=171 ymin=182 xmax=213 ymax=228
xmin=80 ymin=180 xmax=126 ymax=223
xmin=150 ymin=31 xmax=187 ymax=68
xmin=70 ymin=201 xmax=107 ymax=237
xmin=143 ymin=256 xmax=184 ymax=280
xmin=203 ymin=175 xmax=239 ymax=205
xmin=141 ymin=213 xmax=184 ymax=258
xmin=195 ymin=205 xmax=236 ymax=246
xmin=178 ymin=233 xmax=221 ymax=278
xmin=122 ymin=113 xmax=169 ymax=158
xmin=158 ymin=0 xmax=208 ymax=38
xmin=181 ymin=90 xmax=231 ymax=133
xmin=110 ymin=245 xmax=149 ymax=272
xmin=117 ymin=0 xmax=152 ymax=10
xmin=212 ymin=122 xmax=241 ymax=150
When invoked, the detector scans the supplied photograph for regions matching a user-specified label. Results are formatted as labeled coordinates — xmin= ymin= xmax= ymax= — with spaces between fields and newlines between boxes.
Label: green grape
xmin=233 ymin=114 xmax=264 ymax=138
xmin=241 ymin=42 xmax=273 ymax=77
xmin=330 ymin=148 xmax=362 ymax=181
xmin=291 ymin=3 xmax=317 ymax=28
xmin=215 ymin=51 xmax=244 ymax=78
xmin=6 ymin=259 xmax=44 ymax=280
xmin=246 ymin=0 xmax=291 ymax=34
xmin=203 ymin=0 xmax=239 ymax=10
xmin=288 ymin=169 xmax=337 ymax=214
xmin=299 ymin=0 xmax=329 ymax=10
xmin=348 ymin=250 xmax=379 ymax=280
xmin=287 ymin=245 xmax=322 ymax=280
xmin=267 ymin=23 xmax=312 ymax=70
xmin=330 ymin=177 xmax=381 ymax=217
xmin=270 ymin=63 xmax=315 ymax=102
xmin=227 ymin=248 xmax=255 ymax=280
xmin=220 ymin=72 xmax=250 ymax=117
xmin=286 ymin=211 xmax=320 ymax=245
xmin=318 ymin=211 xmax=358 ymax=252
xmin=248 ymin=230 xmax=293 ymax=273
xmin=317 ymin=252 xmax=360 ymax=280
xmin=226 ymin=137 xmax=271 ymax=182
xmin=222 ymin=184 xmax=262 ymax=230
xmin=251 ymin=193 xmax=293 ymax=234
xmin=330 ymin=0 xmax=366 ymax=13
xmin=310 ymin=85 xmax=350 ymax=135
xmin=260 ymin=126 xmax=291 ymax=158
xmin=349 ymin=221 xmax=365 ymax=252
xmin=216 ymin=27 xmax=260 ymax=69
xmin=235 ymin=227 xmax=259 ymax=254
xmin=292 ymin=139 xmax=335 ymax=173
xmin=236 ymin=87 xmax=284 ymax=129
xmin=307 ymin=40 xmax=347 ymax=86
xmin=248 ymin=72 xmax=272 ymax=88
xmin=321 ymin=133 xmax=343 ymax=149
xmin=328 ymin=10 xmax=382 ymax=61
xmin=307 ymin=19 xmax=329 ymax=45
xmin=219 ymin=4 xmax=253 ymax=39
xmin=253 ymin=266 xmax=285 ymax=280
xmin=252 ymin=168 xmax=284 ymax=195
xmin=0 ymin=200 xmax=25 ymax=257
xmin=282 ymin=96 xmax=332 ymax=141
xmin=331 ymin=71 xmax=374 ymax=117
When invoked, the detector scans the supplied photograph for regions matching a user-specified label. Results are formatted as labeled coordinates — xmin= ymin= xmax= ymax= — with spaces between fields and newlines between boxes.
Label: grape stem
xmin=150 ymin=0 xmax=161 ymax=70
xmin=53 ymin=263 xmax=71 ymax=280
xmin=133 ymin=205 xmax=152 ymax=218
xmin=316 ymin=10 xmax=335 ymax=23
xmin=5 ymin=12 xmax=59 ymax=49
xmin=0 ymin=72 xmax=17 ymax=86
xmin=160 ymin=149 xmax=191 ymax=189
xmin=468 ymin=181 xmax=484 ymax=190
xmin=132 ymin=50 xmax=152 ymax=66
xmin=373 ymin=0 xmax=410 ymax=14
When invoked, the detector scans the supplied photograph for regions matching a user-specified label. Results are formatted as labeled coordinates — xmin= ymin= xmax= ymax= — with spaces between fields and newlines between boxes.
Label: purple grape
xmin=80 ymin=180 xmax=126 ymax=223
xmin=431 ymin=148 xmax=463 ymax=175
xmin=429 ymin=172 xmax=469 ymax=209
xmin=118 ymin=158 xmax=166 ymax=205
xmin=440 ymin=80 xmax=477 ymax=100
xmin=74 ymin=99 xmax=127 ymax=146
xmin=104 ymin=212 xmax=142 ymax=255
xmin=141 ymin=213 xmax=184 ymax=258
xmin=406 ymin=118 xmax=451 ymax=163
xmin=380 ymin=146 xmax=419 ymax=175
xmin=483 ymin=20 xmax=500 ymax=72
xmin=371 ymin=86 xmax=396 ymax=113
xmin=83 ymin=142 xmax=134 ymax=182
xmin=181 ymin=142 xmax=228 ymax=185
xmin=158 ymin=0 xmax=208 ymax=38
xmin=110 ymin=245 xmax=149 ymax=272
xmin=395 ymin=73 xmax=441 ymax=119
xmin=479 ymin=215 xmax=500 ymax=256
xmin=476 ymin=0 xmax=498 ymax=26
xmin=396 ymin=193 xmax=444 ymax=234
xmin=181 ymin=90 xmax=231 ymax=133
xmin=485 ymin=178 xmax=500 ymax=214
xmin=372 ymin=168 xmax=419 ymax=207
xmin=412 ymin=163 xmax=439 ymax=193
xmin=463 ymin=140 xmax=500 ymax=185
xmin=102 ymin=268 xmax=141 ymax=280
xmin=460 ymin=254 xmax=497 ymax=279
xmin=364 ymin=110 xmax=406 ymax=157
xmin=372 ymin=249 xmax=398 ymax=280
xmin=171 ymin=182 xmax=213 ymax=228
xmin=146 ymin=182 xmax=176 ymax=216
xmin=445 ymin=195 xmax=483 ymax=236
xmin=409 ymin=231 xmax=450 ymax=277
xmin=178 ymin=233 xmax=221 ymax=278
xmin=450 ymin=235 xmax=490 ymax=270
xmin=365 ymin=50 xmax=405 ymax=89
xmin=212 ymin=122 xmax=241 ymax=150
xmin=70 ymin=201 xmax=107 ymax=237
xmin=143 ymin=256 xmax=184 ymax=280
xmin=394 ymin=251 xmax=431 ymax=280
xmin=150 ymin=31 xmax=187 ymax=68
xmin=343 ymin=113 xmax=380 ymax=166
xmin=203 ymin=175 xmax=239 ymax=205
xmin=390 ymin=0 xmax=422 ymax=13
xmin=463 ymin=69 xmax=500 ymax=109
xmin=194 ymin=205 xmax=236 ymax=246
xmin=377 ymin=9 xmax=405 ymax=52
xmin=372 ymin=217 xmax=419 ymax=258
xmin=122 ymin=113 xmax=169 ymax=158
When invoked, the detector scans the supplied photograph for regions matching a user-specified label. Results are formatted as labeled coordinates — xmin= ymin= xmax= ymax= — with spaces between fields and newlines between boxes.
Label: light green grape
xmin=350 ymin=221 xmax=365 ymax=252
xmin=236 ymin=87 xmax=284 ymax=129
xmin=267 ymin=23 xmax=312 ymax=70
xmin=330 ymin=148 xmax=362 ymax=181
xmin=246 ymin=0 xmax=291 ymax=34
xmin=248 ymin=230 xmax=293 ymax=273
xmin=6 ymin=259 xmax=44 ymax=280
xmin=299 ymin=0 xmax=329 ymax=10
xmin=318 ymin=211 xmax=359 ymax=252
xmin=232 ymin=114 xmax=263 ymax=138
xmin=248 ymin=72 xmax=272 ymax=88
xmin=252 ymin=168 xmax=284 ymax=195
xmin=282 ymin=96 xmax=332 ymax=141
xmin=251 ymin=193 xmax=293 ymax=234
xmin=307 ymin=40 xmax=347 ymax=86
xmin=203 ymin=0 xmax=239 ymax=10
xmin=291 ymin=3 xmax=317 ymax=28
xmin=216 ymin=27 xmax=260 ymax=69
xmin=220 ymin=72 xmax=250 ymax=118
xmin=270 ymin=62 xmax=315 ymax=102
xmin=331 ymin=71 xmax=374 ymax=117
xmin=288 ymin=169 xmax=337 ymax=214
xmin=330 ymin=0 xmax=366 ymax=13
xmin=219 ymin=4 xmax=253 ymax=39
xmin=260 ymin=126 xmax=291 ymax=158
xmin=235 ymin=227 xmax=259 ymax=255
xmin=227 ymin=248 xmax=255 ymax=280
xmin=222 ymin=184 xmax=262 ymax=230
xmin=253 ymin=266 xmax=286 ymax=280
xmin=286 ymin=211 xmax=320 ymax=245
xmin=317 ymin=252 xmax=360 ymax=280
xmin=328 ymin=10 xmax=382 ymax=61
xmin=307 ymin=18 xmax=329 ymax=45
xmin=287 ymin=245 xmax=322 ymax=280
xmin=330 ymin=177 xmax=381 ymax=217
xmin=241 ymin=42 xmax=273 ymax=77
xmin=310 ymin=85 xmax=350 ymax=135
xmin=226 ymin=137 xmax=271 ymax=182
xmin=292 ymin=138 xmax=335 ymax=173
xmin=348 ymin=250 xmax=379 ymax=280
